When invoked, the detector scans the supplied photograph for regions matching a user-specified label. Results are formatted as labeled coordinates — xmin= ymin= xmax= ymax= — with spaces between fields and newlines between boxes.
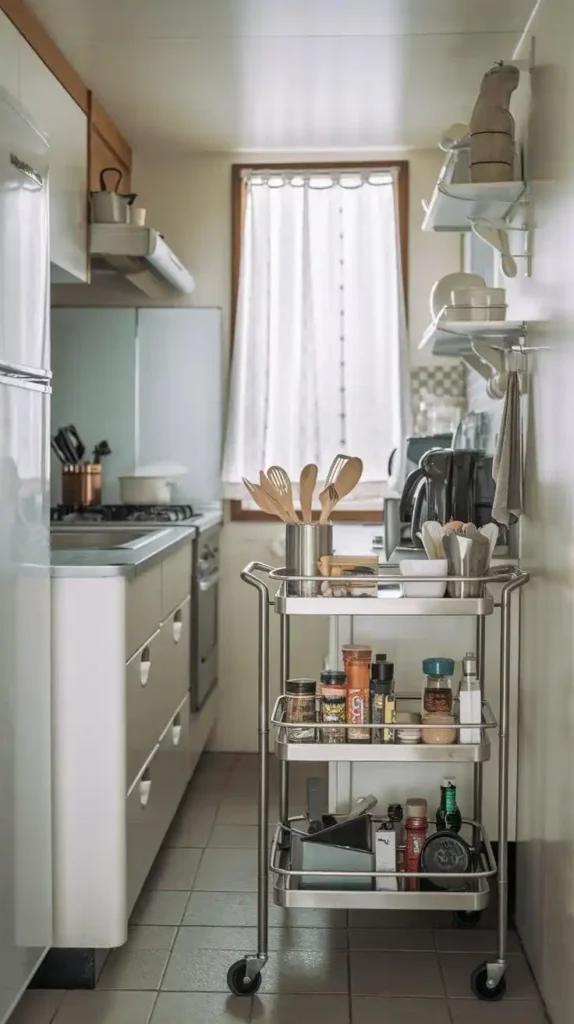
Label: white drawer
xmin=161 ymin=542 xmax=192 ymax=619
xmin=126 ymin=629 xmax=162 ymax=789
xmin=126 ymin=563 xmax=162 ymax=660
xmin=126 ymin=695 xmax=191 ymax=912
xmin=158 ymin=596 xmax=191 ymax=724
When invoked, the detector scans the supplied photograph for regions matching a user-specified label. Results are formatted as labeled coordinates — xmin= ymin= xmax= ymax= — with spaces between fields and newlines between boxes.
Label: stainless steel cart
xmin=226 ymin=562 xmax=528 ymax=1002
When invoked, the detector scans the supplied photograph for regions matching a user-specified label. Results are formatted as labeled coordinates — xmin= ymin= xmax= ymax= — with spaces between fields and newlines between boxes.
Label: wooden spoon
xmin=242 ymin=478 xmax=292 ymax=522
xmin=299 ymin=463 xmax=318 ymax=523
xmin=266 ymin=465 xmax=300 ymax=523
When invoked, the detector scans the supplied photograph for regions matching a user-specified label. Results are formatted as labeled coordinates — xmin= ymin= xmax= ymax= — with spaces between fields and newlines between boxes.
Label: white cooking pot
xmin=119 ymin=463 xmax=187 ymax=505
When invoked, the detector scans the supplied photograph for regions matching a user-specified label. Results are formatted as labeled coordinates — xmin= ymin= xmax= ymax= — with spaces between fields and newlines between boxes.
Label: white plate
xmin=430 ymin=273 xmax=486 ymax=320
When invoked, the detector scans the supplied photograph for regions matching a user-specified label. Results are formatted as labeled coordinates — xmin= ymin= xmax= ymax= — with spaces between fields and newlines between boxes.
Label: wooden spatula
xmin=299 ymin=463 xmax=318 ymax=523
xmin=331 ymin=456 xmax=363 ymax=503
xmin=242 ymin=478 xmax=292 ymax=522
xmin=265 ymin=465 xmax=300 ymax=523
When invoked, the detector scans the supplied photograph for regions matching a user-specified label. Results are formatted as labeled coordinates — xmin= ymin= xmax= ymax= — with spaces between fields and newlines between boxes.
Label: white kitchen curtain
xmin=222 ymin=168 xmax=411 ymax=499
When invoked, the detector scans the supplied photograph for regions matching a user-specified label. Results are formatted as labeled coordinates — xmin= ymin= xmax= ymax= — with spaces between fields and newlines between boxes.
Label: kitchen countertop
xmin=50 ymin=526 xmax=196 ymax=580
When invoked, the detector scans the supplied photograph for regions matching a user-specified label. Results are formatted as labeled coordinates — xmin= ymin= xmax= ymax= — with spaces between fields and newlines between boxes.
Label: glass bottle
xmin=422 ymin=657 xmax=455 ymax=714
xmin=405 ymin=797 xmax=428 ymax=891
xmin=436 ymin=778 xmax=462 ymax=833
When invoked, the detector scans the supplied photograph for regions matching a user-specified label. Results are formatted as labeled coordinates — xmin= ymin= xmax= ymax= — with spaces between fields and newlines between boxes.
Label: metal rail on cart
xmin=226 ymin=562 xmax=528 ymax=1002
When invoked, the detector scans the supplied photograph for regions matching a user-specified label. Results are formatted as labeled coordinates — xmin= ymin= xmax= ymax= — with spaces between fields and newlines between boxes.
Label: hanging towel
xmin=492 ymin=370 xmax=523 ymax=526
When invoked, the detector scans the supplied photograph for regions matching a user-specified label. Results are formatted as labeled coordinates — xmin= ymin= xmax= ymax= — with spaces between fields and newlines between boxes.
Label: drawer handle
xmin=140 ymin=647 xmax=151 ymax=686
xmin=171 ymin=722 xmax=182 ymax=747
xmin=139 ymin=776 xmax=152 ymax=807
xmin=172 ymin=611 xmax=183 ymax=644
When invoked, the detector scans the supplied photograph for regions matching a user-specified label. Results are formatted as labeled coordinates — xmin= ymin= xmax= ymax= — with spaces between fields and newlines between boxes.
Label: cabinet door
xmin=19 ymin=40 xmax=88 ymax=283
xmin=0 ymin=12 xmax=20 ymax=100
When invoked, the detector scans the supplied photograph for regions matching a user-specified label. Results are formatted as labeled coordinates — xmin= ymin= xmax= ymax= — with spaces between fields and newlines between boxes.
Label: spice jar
xmin=422 ymin=711 xmax=457 ymax=745
xmin=342 ymin=645 xmax=371 ymax=742
xmin=422 ymin=657 xmax=455 ymax=714
xmin=320 ymin=670 xmax=347 ymax=743
xmin=285 ymin=678 xmax=316 ymax=742
xmin=405 ymin=797 xmax=428 ymax=891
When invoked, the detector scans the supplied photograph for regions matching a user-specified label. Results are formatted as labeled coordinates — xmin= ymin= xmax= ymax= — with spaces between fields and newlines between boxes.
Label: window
xmin=224 ymin=162 xmax=410 ymax=521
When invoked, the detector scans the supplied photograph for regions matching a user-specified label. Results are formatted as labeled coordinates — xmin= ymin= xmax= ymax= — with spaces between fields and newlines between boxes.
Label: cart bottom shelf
xmin=273 ymin=873 xmax=491 ymax=911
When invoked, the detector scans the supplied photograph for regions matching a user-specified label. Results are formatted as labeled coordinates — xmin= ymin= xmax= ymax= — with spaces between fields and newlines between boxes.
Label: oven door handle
xmin=198 ymin=571 xmax=220 ymax=593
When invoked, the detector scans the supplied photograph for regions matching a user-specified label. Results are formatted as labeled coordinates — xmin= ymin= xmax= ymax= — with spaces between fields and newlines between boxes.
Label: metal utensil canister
xmin=443 ymin=531 xmax=490 ymax=598
xmin=285 ymin=523 xmax=333 ymax=596
xmin=62 ymin=464 xmax=102 ymax=507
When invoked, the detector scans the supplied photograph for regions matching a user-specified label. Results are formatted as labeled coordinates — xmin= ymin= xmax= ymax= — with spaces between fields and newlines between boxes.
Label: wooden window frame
xmin=229 ymin=160 xmax=409 ymax=523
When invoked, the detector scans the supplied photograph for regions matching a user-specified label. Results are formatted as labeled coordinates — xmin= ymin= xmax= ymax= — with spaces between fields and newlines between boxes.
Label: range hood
xmin=89 ymin=224 xmax=195 ymax=298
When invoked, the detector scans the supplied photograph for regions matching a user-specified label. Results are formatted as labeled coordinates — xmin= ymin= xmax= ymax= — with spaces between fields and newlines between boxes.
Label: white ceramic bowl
xmin=400 ymin=559 xmax=448 ymax=598
xmin=429 ymin=272 xmax=486 ymax=320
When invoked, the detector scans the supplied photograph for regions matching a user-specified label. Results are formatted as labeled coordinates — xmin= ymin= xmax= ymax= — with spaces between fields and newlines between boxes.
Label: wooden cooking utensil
xmin=324 ymin=453 xmax=351 ymax=488
xmin=242 ymin=477 xmax=292 ymax=522
xmin=319 ymin=483 xmax=338 ymax=523
xmin=299 ymin=463 xmax=318 ymax=523
xmin=331 ymin=456 xmax=363 ymax=503
xmin=258 ymin=470 xmax=297 ymax=523
xmin=266 ymin=465 xmax=300 ymax=523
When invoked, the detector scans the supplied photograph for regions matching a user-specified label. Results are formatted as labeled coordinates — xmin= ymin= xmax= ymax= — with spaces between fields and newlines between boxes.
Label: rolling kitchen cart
xmin=226 ymin=562 xmax=528 ymax=1002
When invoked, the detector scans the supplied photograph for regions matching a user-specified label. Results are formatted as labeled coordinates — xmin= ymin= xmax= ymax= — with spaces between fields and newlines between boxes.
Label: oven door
xmin=193 ymin=567 xmax=219 ymax=710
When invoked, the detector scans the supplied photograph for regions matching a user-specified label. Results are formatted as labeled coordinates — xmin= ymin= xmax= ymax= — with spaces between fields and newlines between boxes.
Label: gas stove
xmin=51 ymin=503 xmax=199 ymax=525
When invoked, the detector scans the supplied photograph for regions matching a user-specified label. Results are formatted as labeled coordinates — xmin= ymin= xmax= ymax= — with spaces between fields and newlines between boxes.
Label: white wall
xmin=505 ymin=5 xmax=574 ymax=1023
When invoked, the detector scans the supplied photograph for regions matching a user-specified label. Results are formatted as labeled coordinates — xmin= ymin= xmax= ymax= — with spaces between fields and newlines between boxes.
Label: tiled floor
xmin=10 ymin=754 xmax=549 ymax=1024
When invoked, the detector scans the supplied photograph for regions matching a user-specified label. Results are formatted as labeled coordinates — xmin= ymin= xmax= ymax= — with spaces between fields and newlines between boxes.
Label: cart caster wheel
xmin=454 ymin=910 xmax=482 ymax=929
xmin=227 ymin=959 xmax=262 ymax=996
xmin=471 ymin=962 xmax=507 ymax=1001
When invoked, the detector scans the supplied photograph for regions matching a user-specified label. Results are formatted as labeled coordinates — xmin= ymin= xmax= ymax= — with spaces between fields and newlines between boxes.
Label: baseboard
xmin=30 ymin=947 xmax=108 ymax=990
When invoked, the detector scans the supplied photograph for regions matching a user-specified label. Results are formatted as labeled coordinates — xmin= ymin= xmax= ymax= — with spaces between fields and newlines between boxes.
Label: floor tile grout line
xmin=146 ymin=990 xmax=160 ymax=1024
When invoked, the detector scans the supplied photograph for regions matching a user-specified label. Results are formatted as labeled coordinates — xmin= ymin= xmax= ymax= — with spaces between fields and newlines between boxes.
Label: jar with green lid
xmin=422 ymin=657 xmax=455 ymax=714
xmin=285 ymin=678 xmax=316 ymax=742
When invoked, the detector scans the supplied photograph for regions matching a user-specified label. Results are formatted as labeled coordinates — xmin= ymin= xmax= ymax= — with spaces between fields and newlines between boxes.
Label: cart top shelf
xmin=273 ymin=591 xmax=494 ymax=616
xmin=240 ymin=563 xmax=528 ymax=618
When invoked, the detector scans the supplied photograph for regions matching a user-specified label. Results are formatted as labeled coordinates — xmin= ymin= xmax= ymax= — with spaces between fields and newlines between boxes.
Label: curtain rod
xmin=239 ymin=166 xmax=398 ymax=179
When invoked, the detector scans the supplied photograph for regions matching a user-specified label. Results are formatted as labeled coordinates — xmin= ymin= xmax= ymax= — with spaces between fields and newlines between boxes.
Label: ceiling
xmin=29 ymin=0 xmax=534 ymax=153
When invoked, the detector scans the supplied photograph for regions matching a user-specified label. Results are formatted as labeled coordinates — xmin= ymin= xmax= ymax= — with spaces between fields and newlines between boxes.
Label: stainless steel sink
xmin=50 ymin=527 xmax=163 ymax=551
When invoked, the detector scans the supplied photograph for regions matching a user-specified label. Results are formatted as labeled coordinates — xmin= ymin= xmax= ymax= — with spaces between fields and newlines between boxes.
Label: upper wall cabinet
xmin=19 ymin=39 xmax=88 ymax=283
xmin=0 ymin=11 xmax=20 ymax=98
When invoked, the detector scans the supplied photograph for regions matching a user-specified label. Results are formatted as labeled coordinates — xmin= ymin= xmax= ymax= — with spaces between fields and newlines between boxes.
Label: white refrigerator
xmin=0 ymin=88 xmax=52 ymax=1019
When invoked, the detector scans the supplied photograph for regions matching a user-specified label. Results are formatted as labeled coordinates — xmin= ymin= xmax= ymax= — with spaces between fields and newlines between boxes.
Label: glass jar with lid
xmin=422 ymin=657 xmax=455 ymax=714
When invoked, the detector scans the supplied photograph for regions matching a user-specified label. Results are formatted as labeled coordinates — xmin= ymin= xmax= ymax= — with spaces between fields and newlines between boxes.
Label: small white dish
xmin=400 ymin=559 xmax=448 ymax=598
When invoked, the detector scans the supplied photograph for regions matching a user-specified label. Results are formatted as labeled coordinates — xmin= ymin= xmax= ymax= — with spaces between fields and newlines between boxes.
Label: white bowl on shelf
xmin=400 ymin=559 xmax=448 ymax=598
xmin=429 ymin=272 xmax=486 ymax=320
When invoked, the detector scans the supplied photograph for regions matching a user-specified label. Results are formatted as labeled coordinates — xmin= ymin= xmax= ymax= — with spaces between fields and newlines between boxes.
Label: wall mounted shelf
xmin=419 ymin=314 xmax=527 ymax=358
xmin=422 ymin=181 xmax=527 ymax=233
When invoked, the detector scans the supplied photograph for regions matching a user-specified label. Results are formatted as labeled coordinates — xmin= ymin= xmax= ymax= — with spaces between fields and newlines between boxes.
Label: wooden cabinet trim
xmin=90 ymin=95 xmax=131 ymax=171
xmin=0 ymin=0 xmax=88 ymax=110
